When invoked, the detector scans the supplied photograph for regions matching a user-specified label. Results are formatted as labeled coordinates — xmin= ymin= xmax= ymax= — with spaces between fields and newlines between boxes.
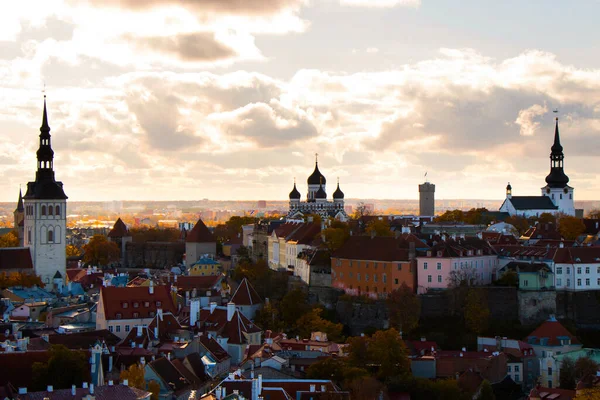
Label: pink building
xmin=416 ymin=237 xmax=498 ymax=293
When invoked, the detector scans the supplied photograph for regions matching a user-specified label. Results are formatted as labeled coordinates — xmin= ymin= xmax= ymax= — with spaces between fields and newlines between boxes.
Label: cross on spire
xmin=315 ymin=153 xmax=318 ymax=163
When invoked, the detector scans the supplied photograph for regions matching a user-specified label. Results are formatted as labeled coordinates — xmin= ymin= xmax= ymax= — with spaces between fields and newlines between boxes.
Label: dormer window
xmin=144 ymin=302 xmax=150 ymax=307
xmin=116 ymin=313 xmax=122 ymax=319
xmin=133 ymin=302 xmax=139 ymax=308
xmin=122 ymin=302 xmax=128 ymax=308
xmin=468 ymin=250 xmax=473 ymax=256
xmin=427 ymin=251 xmax=432 ymax=257
xmin=156 ymin=301 xmax=162 ymax=307
xmin=437 ymin=251 xmax=442 ymax=257
xmin=149 ymin=311 xmax=155 ymax=317
xmin=133 ymin=312 xmax=139 ymax=318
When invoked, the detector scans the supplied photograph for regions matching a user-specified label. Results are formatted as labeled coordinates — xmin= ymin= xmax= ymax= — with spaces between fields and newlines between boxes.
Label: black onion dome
xmin=506 ymin=182 xmax=512 ymax=191
xmin=289 ymin=183 xmax=301 ymax=199
xmin=315 ymin=183 xmax=327 ymax=199
xmin=333 ymin=182 xmax=344 ymax=199
xmin=307 ymin=162 xmax=326 ymax=185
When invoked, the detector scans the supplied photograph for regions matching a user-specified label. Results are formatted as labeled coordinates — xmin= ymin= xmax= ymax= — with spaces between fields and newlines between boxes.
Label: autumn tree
xmin=464 ymin=289 xmax=490 ymax=335
xmin=475 ymin=380 xmax=496 ymax=400
xmin=322 ymin=220 xmax=350 ymax=251
xmin=66 ymin=244 xmax=81 ymax=258
xmin=295 ymin=307 xmax=344 ymax=342
xmin=148 ymin=380 xmax=161 ymax=400
xmin=0 ymin=230 xmax=19 ymax=248
xmin=494 ymin=270 xmax=518 ymax=287
xmin=464 ymin=208 xmax=492 ymax=225
xmin=365 ymin=219 xmax=393 ymax=237
xmin=538 ymin=213 xmax=558 ymax=224
xmin=587 ymin=209 xmax=600 ymax=219
xmin=347 ymin=377 xmax=388 ymax=400
xmin=435 ymin=210 xmax=465 ymax=223
xmin=253 ymin=301 xmax=285 ymax=332
xmin=82 ymin=235 xmax=120 ymax=266
xmin=0 ymin=272 xmax=44 ymax=289
xmin=558 ymin=216 xmax=586 ymax=240
xmin=31 ymin=345 xmax=88 ymax=390
xmin=120 ymin=363 xmax=145 ymax=389
xmin=576 ymin=387 xmax=600 ymax=399
xmin=353 ymin=202 xmax=373 ymax=219
xmin=369 ymin=328 xmax=410 ymax=380
xmin=504 ymin=215 xmax=529 ymax=235
xmin=387 ymin=283 xmax=421 ymax=334
xmin=575 ymin=357 xmax=599 ymax=381
xmin=560 ymin=357 xmax=576 ymax=389
xmin=346 ymin=335 xmax=370 ymax=369
xmin=280 ymin=288 xmax=311 ymax=329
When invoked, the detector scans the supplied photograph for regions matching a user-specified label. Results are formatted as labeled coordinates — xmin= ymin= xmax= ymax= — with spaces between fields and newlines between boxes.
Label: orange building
xmin=331 ymin=234 xmax=429 ymax=298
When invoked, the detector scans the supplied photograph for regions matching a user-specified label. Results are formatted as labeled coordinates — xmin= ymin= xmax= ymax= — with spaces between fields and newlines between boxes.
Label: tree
xmin=322 ymin=221 xmax=350 ymax=251
xmin=295 ymin=307 xmax=344 ymax=342
xmin=306 ymin=357 xmax=349 ymax=384
xmin=120 ymin=363 xmax=145 ymax=389
xmin=587 ymin=209 xmax=600 ymax=219
xmin=31 ymin=345 xmax=88 ymax=390
xmin=574 ymin=357 xmax=599 ymax=381
xmin=253 ymin=302 xmax=285 ymax=332
xmin=538 ymin=213 xmax=557 ymax=224
xmin=576 ymin=387 xmax=600 ymax=399
xmin=280 ymin=288 xmax=310 ymax=329
xmin=464 ymin=208 xmax=492 ymax=225
xmin=448 ymin=266 xmax=478 ymax=288
xmin=387 ymin=283 xmax=421 ymax=334
xmin=82 ymin=235 xmax=120 ymax=266
xmin=504 ymin=216 xmax=529 ymax=235
xmin=558 ymin=216 xmax=586 ymax=240
xmin=369 ymin=328 xmax=410 ymax=381
xmin=0 ymin=272 xmax=44 ymax=289
xmin=0 ymin=230 xmax=19 ymax=247
xmin=365 ymin=219 xmax=393 ymax=237
xmin=475 ymin=380 xmax=496 ymax=400
xmin=347 ymin=377 xmax=388 ymax=400
xmin=464 ymin=289 xmax=490 ymax=335
xmin=559 ymin=357 xmax=576 ymax=389
xmin=66 ymin=245 xmax=81 ymax=258
xmin=346 ymin=335 xmax=370 ymax=369
xmin=148 ymin=380 xmax=161 ymax=400
xmin=494 ymin=270 xmax=518 ymax=287
xmin=353 ymin=202 xmax=373 ymax=219
xmin=435 ymin=210 xmax=465 ymax=223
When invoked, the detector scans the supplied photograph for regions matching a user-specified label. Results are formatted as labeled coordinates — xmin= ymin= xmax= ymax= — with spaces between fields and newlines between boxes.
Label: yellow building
xmin=189 ymin=257 xmax=221 ymax=276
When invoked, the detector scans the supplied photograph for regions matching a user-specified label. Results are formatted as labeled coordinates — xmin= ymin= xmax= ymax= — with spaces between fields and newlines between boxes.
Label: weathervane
xmin=315 ymin=153 xmax=318 ymax=163
xmin=553 ymin=108 xmax=559 ymax=120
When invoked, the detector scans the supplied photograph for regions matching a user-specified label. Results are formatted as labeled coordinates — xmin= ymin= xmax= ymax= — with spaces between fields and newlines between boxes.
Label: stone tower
xmin=419 ymin=181 xmax=435 ymax=217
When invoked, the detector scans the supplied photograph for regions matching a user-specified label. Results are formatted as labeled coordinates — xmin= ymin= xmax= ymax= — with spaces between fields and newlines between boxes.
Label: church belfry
xmin=23 ymin=96 xmax=68 ymax=288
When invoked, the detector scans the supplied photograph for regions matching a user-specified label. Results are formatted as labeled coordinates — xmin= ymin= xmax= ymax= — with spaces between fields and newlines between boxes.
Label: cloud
xmin=89 ymin=0 xmax=306 ymax=15
xmin=515 ymin=104 xmax=548 ymax=136
xmin=339 ymin=0 xmax=420 ymax=8
xmin=130 ymin=32 xmax=236 ymax=62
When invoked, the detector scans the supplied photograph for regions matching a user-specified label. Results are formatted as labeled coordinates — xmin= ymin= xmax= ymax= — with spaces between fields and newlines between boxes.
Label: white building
xmin=500 ymin=118 xmax=576 ymax=218
xmin=23 ymin=97 xmax=67 ymax=288
xmin=553 ymin=247 xmax=600 ymax=291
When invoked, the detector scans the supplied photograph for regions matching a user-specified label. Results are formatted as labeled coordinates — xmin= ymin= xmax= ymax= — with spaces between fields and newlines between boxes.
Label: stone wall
xmin=517 ymin=290 xmax=557 ymax=325
xmin=557 ymin=290 xmax=600 ymax=328
xmin=336 ymin=300 xmax=389 ymax=336
xmin=308 ymin=286 xmax=342 ymax=310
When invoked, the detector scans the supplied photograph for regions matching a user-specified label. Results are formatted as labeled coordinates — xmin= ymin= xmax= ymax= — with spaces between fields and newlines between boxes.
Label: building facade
xmin=419 ymin=181 xmax=435 ymax=217
xmin=23 ymin=98 xmax=68 ymax=288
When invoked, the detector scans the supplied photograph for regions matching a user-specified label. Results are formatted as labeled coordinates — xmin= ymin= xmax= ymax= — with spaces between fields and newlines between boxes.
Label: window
xmin=394 ymin=278 xmax=399 ymax=284
xmin=577 ymin=279 xmax=582 ymax=286
xmin=374 ymin=262 xmax=378 ymax=269
xmin=597 ymin=278 xmax=600 ymax=286
xmin=133 ymin=302 xmax=139 ymax=308
xmin=567 ymin=267 xmax=571 ymax=274
xmin=125 ymin=325 xmax=130 ymax=332
xmin=349 ymin=272 xmax=353 ymax=278
xmin=597 ymin=266 xmax=600 ymax=274
xmin=116 ymin=325 xmax=121 ymax=333
xmin=383 ymin=274 xmax=387 ymax=283
xmin=567 ymin=278 xmax=571 ymax=287
xmin=424 ymin=262 xmax=428 ymax=270
xmin=437 ymin=275 xmax=442 ymax=283
xmin=27 ymin=229 xmax=32 ymax=243
xmin=427 ymin=275 xmax=432 ymax=283
xmin=557 ymin=267 xmax=562 ymax=274
xmin=41 ymin=205 xmax=46 ymax=216
xmin=454 ymin=263 xmax=457 ymax=270
xmin=350 ymin=261 xmax=353 ymax=267
xmin=557 ymin=278 xmax=562 ymax=286
xmin=365 ymin=262 xmax=369 ymax=269
xmin=48 ymin=206 xmax=53 ymax=216
xmin=109 ymin=326 xmax=113 ymax=333
xmin=514 ymin=365 xmax=520 ymax=372
xmin=437 ymin=262 xmax=441 ymax=270
xmin=340 ymin=272 xmax=344 ymax=278
xmin=133 ymin=312 xmax=139 ymax=318
xmin=116 ymin=313 xmax=122 ymax=319
xmin=374 ymin=274 xmax=378 ymax=283
xmin=585 ymin=267 xmax=590 ymax=274
xmin=47 ymin=230 xmax=54 ymax=243
xmin=397 ymin=264 xmax=402 ymax=271
xmin=156 ymin=301 xmax=162 ymax=307
xmin=149 ymin=311 xmax=155 ymax=317
xmin=577 ymin=267 xmax=582 ymax=274
xmin=357 ymin=273 xmax=361 ymax=282
xmin=123 ymin=302 xmax=128 ymax=308
xmin=144 ymin=302 xmax=150 ymax=307
xmin=548 ymin=367 xmax=552 ymax=375
xmin=55 ymin=205 xmax=60 ymax=216
xmin=524 ymin=280 xmax=529 ymax=287
xmin=560 ymin=194 xmax=563 ymax=200
xmin=515 ymin=374 xmax=520 ymax=383
xmin=548 ymin=381 xmax=552 ymax=388
xmin=586 ymin=278 xmax=590 ymax=286
xmin=507 ymin=366 xmax=512 ymax=372
xmin=365 ymin=274 xmax=369 ymax=282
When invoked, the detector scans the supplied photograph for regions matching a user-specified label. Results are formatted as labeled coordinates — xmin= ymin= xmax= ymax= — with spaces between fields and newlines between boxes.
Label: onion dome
xmin=506 ymin=182 xmax=512 ymax=191
xmin=307 ymin=160 xmax=326 ymax=186
xmin=315 ymin=182 xmax=327 ymax=199
xmin=333 ymin=179 xmax=344 ymax=199
xmin=289 ymin=181 xmax=301 ymax=200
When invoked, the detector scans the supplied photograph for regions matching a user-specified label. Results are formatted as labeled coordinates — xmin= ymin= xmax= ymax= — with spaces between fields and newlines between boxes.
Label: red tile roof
xmin=525 ymin=319 xmax=579 ymax=346
xmin=174 ymin=275 xmax=222 ymax=292
xmin=18 ymin=385 xmax=151 ymax=400
xmin=230 ymin=278 xmax=262 ymax=306
xmin=108 ymin=218 xmax=129 ymax=238
xmin=287 ymin=223 xmax=321 ymax=245
xmin=553 ymin=247 xmax=600 ymax=264
xmin=199 ymin=334 xmax=231 ymax=362
xmin=528 ymin=386 xmax=575 ymax=400
xmin=0 ymin=248 xmax=33 ymax=270
xmin=273 ymin=223 xmax=303 ymax=238
xmin=100 ymin=285 xmax=176 ymax=320
xmin=186 ymin=219 xmax=215 ymax=243
xmin=199 ymin=307 xmax=261 ymax=345
xmin=332 ymin=234 xmax=427 ymax=262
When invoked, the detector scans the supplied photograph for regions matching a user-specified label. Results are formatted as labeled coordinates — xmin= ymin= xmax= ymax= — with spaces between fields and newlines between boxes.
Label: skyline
xmin=2 ymin=1 xmax=600 ymax=202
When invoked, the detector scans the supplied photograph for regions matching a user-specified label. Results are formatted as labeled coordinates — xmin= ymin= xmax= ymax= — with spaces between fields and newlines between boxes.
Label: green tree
xmin=82 ymin=235 xmax=120 ymax=266
xmin=464 ymin=208 xmax=492 ymax=225
xmin=31 ymin=345 xmax=88 ymax=390
xmin=494 ymin=270 xmax=518 ymax=287
xmin=475 ymin=380 xmax=496 ymax=400
xmin=365 ymin=219 xmax=393 ymax=237
xmin=558 ymin=216 xmax=586 ymax=240
xmin=559 ymin=357 xmax=576 ymax=389
xmin=280 ymin=288 xmax=311 ymax=329
xmin=306 ymin=357 xmax=348 ymax=383
xmin=0 ymin=230 xmax=19 ymax=247
xmin=253 ymin=301 xmax=285 ymax=332
xmin=435 ymin=210 xmax=465 ymax=223
xmin=322 ymin=220 xmax=350 ymax=251
xmin=120 ymin=363 xmax=145 ymax=389
xmin=387 ymin=283 xmax=421 ymax=334
xmin=464 ymin=289 xmax=490 ymax=335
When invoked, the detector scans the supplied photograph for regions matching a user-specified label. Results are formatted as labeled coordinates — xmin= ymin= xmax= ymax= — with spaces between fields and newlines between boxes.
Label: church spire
xmin=545 ymin=117 xmax=569 ymax=188
xmin=15 ymin=188 xmax=24 ymax=212
xmin=36 ymin=95 xmax=55 ymax=179
xmin=551 ymin=117 xmax=563 ymax=154
xmin=40 ymin=95 xmax=50 ymax=136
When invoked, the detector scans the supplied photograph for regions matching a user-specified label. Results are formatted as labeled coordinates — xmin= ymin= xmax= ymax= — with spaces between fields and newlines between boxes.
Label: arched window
xmin=41 ymin=205 xmax=46 ymax=216
xmin=55 ymin=205 xmax=60 ymax=216
xmin=48 ymin=229 xmax=54 ymax=243
xmin=48 ymin=205 xmax=53 ymax=216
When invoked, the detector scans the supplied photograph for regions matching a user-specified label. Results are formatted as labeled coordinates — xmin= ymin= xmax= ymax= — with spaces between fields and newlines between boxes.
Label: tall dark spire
xmin=41 ymin=96 xmax=50 ymax=137
xmin=15 ymin=188 xmax=24 ymax=212
xmin=545 ymin=117 xmax=569 ymax=188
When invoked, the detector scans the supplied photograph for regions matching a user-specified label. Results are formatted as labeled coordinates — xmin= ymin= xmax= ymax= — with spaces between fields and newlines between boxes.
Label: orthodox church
xmin=500 ymin=117 xmax=577 ymax=218
xmin=287 ymin=157 xmax=348 ymax=221
xmin=17 ymin=97 xmax=68 ymax=288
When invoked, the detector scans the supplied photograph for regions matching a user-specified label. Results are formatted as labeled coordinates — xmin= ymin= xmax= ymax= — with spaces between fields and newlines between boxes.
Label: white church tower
xmin=23 ymin=96 xmax=68 ymax=288
xmin=541 ymin=117 xmax=575 ymax=216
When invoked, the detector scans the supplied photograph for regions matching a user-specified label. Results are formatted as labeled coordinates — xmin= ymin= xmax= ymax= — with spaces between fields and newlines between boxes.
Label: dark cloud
xmin=127 ymin=92 xmax=202 ymax=151
xmin=221 ymin=103 xmax=318 ymax=148
xmin=131 ymin=33 xmax=236 ymax=62
xmin=89 ymin=0 xmax=303 ymax=15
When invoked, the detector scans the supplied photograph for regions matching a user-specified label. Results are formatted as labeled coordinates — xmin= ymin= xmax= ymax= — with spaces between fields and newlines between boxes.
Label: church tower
xmin=13 ymin=189 xmax=24 ymax=246
xmin=23 ymin=97 xmax=68 ymax=288
xmin=541 ymin=117 xmax=575 ymax=216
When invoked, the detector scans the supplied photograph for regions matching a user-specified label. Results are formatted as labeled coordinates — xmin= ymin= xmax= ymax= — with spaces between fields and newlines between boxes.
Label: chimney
xmin=409 ymin=241 xmax=416 ymax=260
xmin=123 ymin=379 xmax=128 ymax=386
xmin=210 ymin=302 xmax=217 ymax=314
xmin=47 ymin=385 xmax=53 ymax=392
xmin=149 ymin=280 xmax=154 ymax=294
xmin=72 ymin=385 xmax=76 ymax=395
xmin=227 ymin=302 xmax=235 ymax=322
xmin=90 ymin=384 xmax=94 ymax=394
xmin=258 ymin=374 xmax=262 ymax=394
xmin=559 ymin=242 xmax=564 ymax=248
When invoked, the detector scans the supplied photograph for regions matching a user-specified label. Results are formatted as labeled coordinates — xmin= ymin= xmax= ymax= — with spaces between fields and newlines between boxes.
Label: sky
xmin=1 ymin=0 xmax=600 ymax=202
